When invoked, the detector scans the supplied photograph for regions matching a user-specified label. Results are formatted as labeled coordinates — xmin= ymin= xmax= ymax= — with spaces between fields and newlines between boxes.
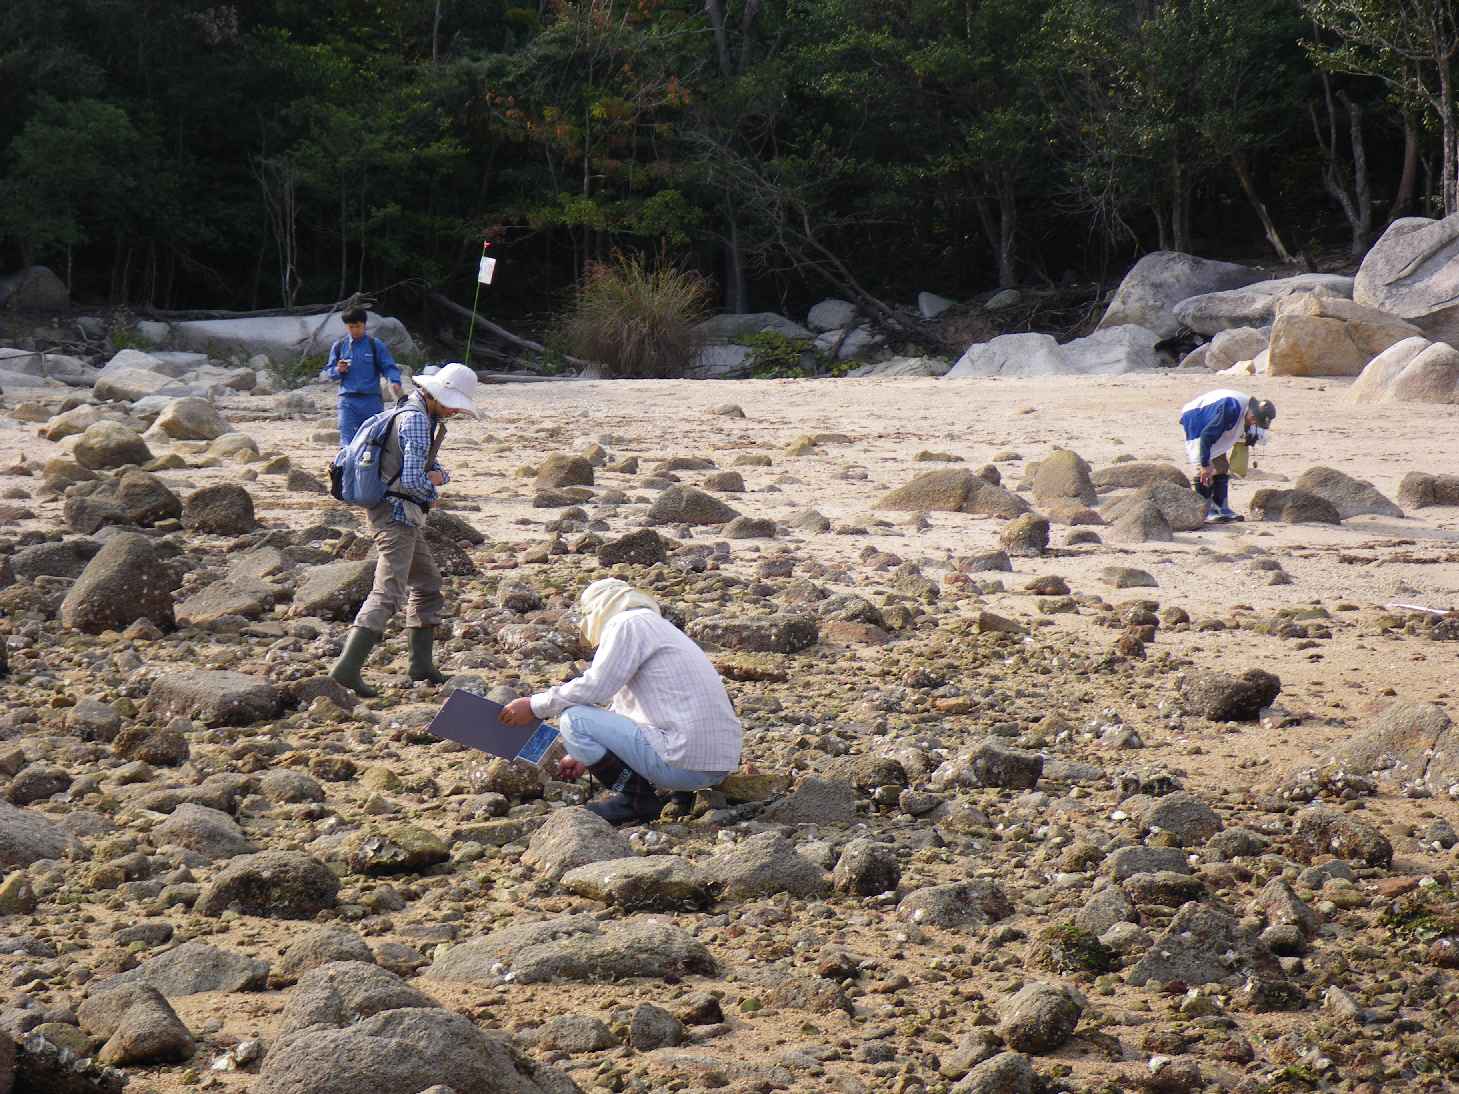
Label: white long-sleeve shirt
xmin=529 ymin=609 xmax=742 ymax=772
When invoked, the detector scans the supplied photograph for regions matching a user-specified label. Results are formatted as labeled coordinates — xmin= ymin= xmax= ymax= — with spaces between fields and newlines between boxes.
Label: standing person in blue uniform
xmin=1179 ymin=389 xmax=1277 ymax=523
xmin=323 ymin=306 xmax=404 ymax=443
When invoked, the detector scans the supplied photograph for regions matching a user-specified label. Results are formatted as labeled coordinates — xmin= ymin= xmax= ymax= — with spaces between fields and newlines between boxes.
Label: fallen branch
xmin=426 ymin=290 xmax=602 ymax=374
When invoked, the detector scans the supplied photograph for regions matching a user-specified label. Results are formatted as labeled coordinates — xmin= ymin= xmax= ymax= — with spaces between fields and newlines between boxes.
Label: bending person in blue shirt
xmin=322 ymin=306 xmax=404 ymax=442
xmin=1178 ymin=389 xmax=1276 ymax=523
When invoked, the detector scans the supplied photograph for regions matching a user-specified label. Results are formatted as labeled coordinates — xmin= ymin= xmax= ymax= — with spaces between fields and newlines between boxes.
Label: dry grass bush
xmin=558 ymin=253 xmax=711 ymax=378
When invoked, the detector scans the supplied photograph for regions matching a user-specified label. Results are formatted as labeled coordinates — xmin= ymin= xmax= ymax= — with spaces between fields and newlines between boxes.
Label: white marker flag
xmin=478 ymin=255 xmax=496 ymax=285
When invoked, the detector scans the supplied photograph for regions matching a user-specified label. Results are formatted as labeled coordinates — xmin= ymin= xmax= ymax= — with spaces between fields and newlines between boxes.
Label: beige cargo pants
xmin=352 ymin=505 xmax=443 ymax=632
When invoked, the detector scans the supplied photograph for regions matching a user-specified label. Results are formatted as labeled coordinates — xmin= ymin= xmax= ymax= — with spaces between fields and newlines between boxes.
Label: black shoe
xmin=586 ymin=791 xmax=666 ymax=826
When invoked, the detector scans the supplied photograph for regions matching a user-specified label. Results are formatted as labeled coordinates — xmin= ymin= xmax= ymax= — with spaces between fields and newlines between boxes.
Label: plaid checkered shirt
xmin=387 ymin=395 xmax=449 ymax=526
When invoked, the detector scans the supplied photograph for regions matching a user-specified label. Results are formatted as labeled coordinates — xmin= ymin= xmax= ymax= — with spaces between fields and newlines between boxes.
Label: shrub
xmin=557 ymin=253 xmax=710 ymax=378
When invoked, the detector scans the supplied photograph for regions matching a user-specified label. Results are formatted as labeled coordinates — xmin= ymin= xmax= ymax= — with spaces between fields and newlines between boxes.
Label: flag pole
xmin=464 ymin=241 xmax=489 ymax=367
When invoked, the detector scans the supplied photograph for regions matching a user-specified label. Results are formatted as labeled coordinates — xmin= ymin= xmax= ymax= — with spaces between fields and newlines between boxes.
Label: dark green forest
xmin=1 ymin=0 xmax=1454 ymax=326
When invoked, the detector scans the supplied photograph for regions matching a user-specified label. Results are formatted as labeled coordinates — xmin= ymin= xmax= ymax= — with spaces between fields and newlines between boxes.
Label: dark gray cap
xmin=1250 ymin=399 xmax=1276 ymax=428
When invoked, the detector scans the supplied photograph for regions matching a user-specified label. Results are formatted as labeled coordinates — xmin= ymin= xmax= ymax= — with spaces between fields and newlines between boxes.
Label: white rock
xmin=945 ymin=332 xmax=1066 ymax=378
xmin=1348 ymin=336 xmax=1432 ymax=403
xmin=807 ymin=299 xmax=858 ymax=332
xmin=814 ymin=325 xmax=885 ymax=362
xmin=1174 ymin=274 xmax=1355 ymax=335
xmin=1099 ymin=252 xmax=1265 ymax=339
xmin=918 ymin=292 xmax=956 ymax=319
xmin=695 ymin=313 xmax=811 ymax=341
xmin=135 ymin=321 xmax=171 ymax=345
xmin=689 ymin=344 xmax=755 ymax=379
xmin=171 ymin=310 xmax=417 ymax=364
xmin=1060 ymin=324 xmax=1167 ymax=375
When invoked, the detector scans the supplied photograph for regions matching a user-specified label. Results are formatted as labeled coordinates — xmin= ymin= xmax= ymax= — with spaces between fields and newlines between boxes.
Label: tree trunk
xmin=1394 ymin=112 xmax=1420 ymax=220
xmin=1152 ymin=203 xmax=1170 ymax=251
xmin=1170 ymin=157 xmax=1190 ymax=253
xmin=338 ymin=180 xmax=348 ymax=303
xmin=1231 ymin=155 xmax=1296 ymax=264
xmin=1341 ymin=92 xmax=1373 ymax=256
xmin=995 ymin=171 xmax=1018 ymax=288
xmin=1442 ymin=61 xmax=1457 ymax=216
xmin=722 ymin=202 xmax=748 ymax=313
xmin=704 ymin=0 xmax=733 ymax=77
xmin=432 ymin=0 xmax=442 ymax=63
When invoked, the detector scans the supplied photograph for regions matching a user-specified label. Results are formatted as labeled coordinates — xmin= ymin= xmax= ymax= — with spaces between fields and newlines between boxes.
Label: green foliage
xmin=271 ymin=352 xmax=329 ymax=392
xmin=107 ymin=328 xmax=153 ymax=353
xmin=557 ymin=252 xmax=710 ymax=378
xmin=742 ymin=331 xmax=818 ymax=378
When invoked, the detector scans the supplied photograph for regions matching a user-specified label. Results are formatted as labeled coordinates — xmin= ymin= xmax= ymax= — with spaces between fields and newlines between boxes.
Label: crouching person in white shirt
xmin=500 ymin=578 xmax=743 ymax=825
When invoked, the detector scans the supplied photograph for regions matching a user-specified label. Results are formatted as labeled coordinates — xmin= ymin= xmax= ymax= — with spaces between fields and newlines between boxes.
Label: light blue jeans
xmin=558 ymin=705 xmax=729 ymax=792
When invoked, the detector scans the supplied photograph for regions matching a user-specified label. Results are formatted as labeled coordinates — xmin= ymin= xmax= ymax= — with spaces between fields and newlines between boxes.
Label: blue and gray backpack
xmin=328 ymin=403 xmax=413 ymax=507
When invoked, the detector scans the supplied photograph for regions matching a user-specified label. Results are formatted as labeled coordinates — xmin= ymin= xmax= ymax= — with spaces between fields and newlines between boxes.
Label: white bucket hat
xmin=415 ymin=362 xmax=479 ymax=417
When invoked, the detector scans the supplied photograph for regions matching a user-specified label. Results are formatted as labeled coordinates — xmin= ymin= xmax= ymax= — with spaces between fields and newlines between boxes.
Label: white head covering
xmin=577 ymin=578 xmax=660 ymax=646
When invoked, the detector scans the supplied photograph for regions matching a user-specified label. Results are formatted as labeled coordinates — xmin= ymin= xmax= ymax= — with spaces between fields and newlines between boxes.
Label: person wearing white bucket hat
xmin=329 ymin=362 xmax=480 ymax=696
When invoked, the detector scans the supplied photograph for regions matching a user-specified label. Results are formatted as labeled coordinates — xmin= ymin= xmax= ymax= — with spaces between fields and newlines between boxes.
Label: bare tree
xmin=698 ymin=134 xmax=944 ymax=350
xmin=252 ymin=155 xmax=300 ymax=307
xmin=1306 ymin=0 xmax=1459 ymax=214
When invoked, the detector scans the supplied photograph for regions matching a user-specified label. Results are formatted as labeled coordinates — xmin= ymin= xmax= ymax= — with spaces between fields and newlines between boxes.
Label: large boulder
xmin=700 ymin=832 xmax=830 ymax=899
xmin=175 ymin=576 xmax=276 ymax=627
xmin=846 ymin=355 xmax=952 ymax=378
xmin=146 ymin=670 xmax=284 ymax=726
xmin=1399 ymin=471 xmax=1459 ymax=509
xmin=117 ymin=469 xmax=183 ymax=525
xmin=1267 ymin=293 xmax=1422 ymax=377
xmin=1103 ymin=480 xmax=1205 ymax=532
xmin=279 ymin=962 xmax=436 ymax=1030
xmin=254 ymin=1008 xmax=577 ymax=1094
xmin=1354 ymin=213 xmax=1459 ymax=342
xmin=696 ymin=312 xmax=811 ymax=340
xmin=521 ymin=808 xmax=632 ymax=882
xmin=1205 ymin=326 xmax=1271 ymax=371
xmin=535 ymin=454 xmax=594 ymax=489
xmin=1100 ymin=252 xmax=1265 ymax=339
xmin=686 ymin=613 xmax=818 ymax=653
xmin=196 ymin=850 xmax=340 ymax=918
xmin=1032 ymin=449 xmax=1097 ymax=507
xmin=0 ymin=800 xmax=76 ymax=866
xmin=1058 ymin=324 xmax=1166 ymax=374
xmin=1388 ymin=341 xmax=1459 ymax=403
xmin=945 ymin=333 xmax=1066 ymax=379
xmin=1091 ymin=462 xmax=1189 ymax=491
xmin=875 ymin=468 xmax=1030 ymax=518
xmin=74 ymin=421 xmax=153 ymax=470
xmin=152 ymin=804 xmax=254 ymax=860
xmin=898 ymin=880 xmax=1013 ymax=928
xmin=150 ymin=397 xmax=234 ymax=441
xmin=647 ymin=485 xmax=740 ymax=526
xmin=1180 ymin=668 xmax=1281 ymax=721
xmin=1127 ymin=901 xmax=1287 ymax=989
xmin=1347 ymin=336 xmax=1432 ymax=402
xmin=183 ymin=483 xmax=258 ymax=534
xmin=1333 ymin=701 xmax=1459 ymax=793
xmin=998 ymin=983 xmax=1082 ymax=1055
xmin=808 ymin=298 xmax=858 ymax=332
xmin=102 ymin=941 xmax=269 ymax=997
xmin=291 ymin=559 xmax=377 ymax=620
xmin=1250 ymin=488 xmax=1342 ymax=524
xmin=60 ymin=532 xmax=178 ymax=633
xmin=172 ymin=310 xmax=417 ymax=363
xmin=0 ymin=265 xmax=69 ymax=310
xmin=1293 ymin=466 xmax=1402 ymax=519
xmin=1173 ymin=274 xmax=1355 ymax=335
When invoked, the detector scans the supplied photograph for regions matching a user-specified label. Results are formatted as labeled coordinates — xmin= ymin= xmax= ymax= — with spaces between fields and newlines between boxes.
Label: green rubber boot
xmin=329 ymin=626 xmax=381 ymax=698
xmin=408 ymin=626 xmax=447 ymax=684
